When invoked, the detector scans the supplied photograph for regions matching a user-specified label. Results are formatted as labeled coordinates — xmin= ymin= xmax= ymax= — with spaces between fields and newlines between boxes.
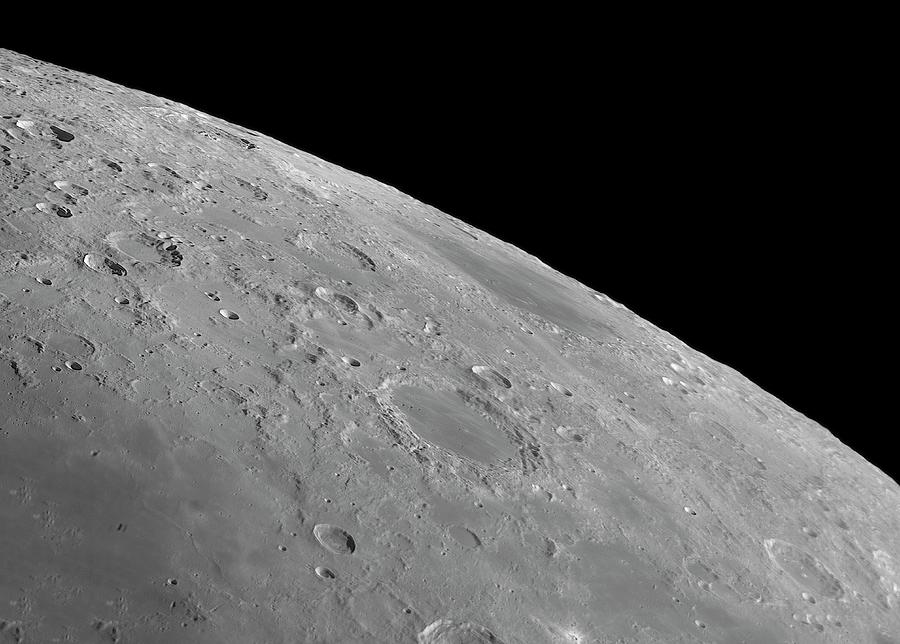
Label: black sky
xmin=4 ymin=31 xmax=890 ymax=480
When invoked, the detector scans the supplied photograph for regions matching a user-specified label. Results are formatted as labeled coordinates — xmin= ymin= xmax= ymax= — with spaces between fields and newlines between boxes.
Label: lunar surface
xmin=1 ymin=48 xmax=898 ymax=643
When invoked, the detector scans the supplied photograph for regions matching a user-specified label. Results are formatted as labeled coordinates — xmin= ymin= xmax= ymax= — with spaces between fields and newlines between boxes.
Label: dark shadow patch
xmin=49 ymin=125 xmax=74 ymax=142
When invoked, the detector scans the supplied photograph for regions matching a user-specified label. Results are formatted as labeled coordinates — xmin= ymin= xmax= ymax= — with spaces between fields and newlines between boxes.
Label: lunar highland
xmin=1 ymin=48 xmax=899 ymax=643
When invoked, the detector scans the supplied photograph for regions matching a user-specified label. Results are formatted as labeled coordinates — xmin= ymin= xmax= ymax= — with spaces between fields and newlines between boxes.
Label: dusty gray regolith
xmin=0 ymin=47 xmax=898 ymax=644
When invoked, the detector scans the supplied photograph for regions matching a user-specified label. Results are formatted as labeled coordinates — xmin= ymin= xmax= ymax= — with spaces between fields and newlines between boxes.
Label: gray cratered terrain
xmin=1 ymin=48 xmax=898 ymax=644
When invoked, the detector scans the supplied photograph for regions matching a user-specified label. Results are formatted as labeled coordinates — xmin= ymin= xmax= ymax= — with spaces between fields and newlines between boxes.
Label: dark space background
xmin=5 ymin=28 xmax=889 ymax=480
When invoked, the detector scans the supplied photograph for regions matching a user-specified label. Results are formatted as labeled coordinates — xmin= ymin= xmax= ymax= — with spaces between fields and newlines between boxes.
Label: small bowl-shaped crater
xmin=418 ymin=619 xmax=500 ymax=643
xmin=219 ymin=309 xmax=240 ymax=320
xmin=471 ymin=365 xmax=512 ymax=389
xmin=114 ymin=296 xmax=129 ymax=305
xmin=315 ymin=566 xmax=336 ymax=579
xmin=83 ymin=253 xmax=104 ymax=271
xmin=104 ymin=258 xmax=127 ymax=276
xmin=65 ymin=360 xmax=83 ymax=371
xmin=342 ymin=357 xmax=361 ymax=367
xmin=550 ymin=382 xmax=574 ymax=397
xmin=36 ymin=277 xmax=52 ymax=286
xmin=313 ymin=523 xmax=356 ymax=555
xmin=555 ymin=426 xmax=585 ymax=442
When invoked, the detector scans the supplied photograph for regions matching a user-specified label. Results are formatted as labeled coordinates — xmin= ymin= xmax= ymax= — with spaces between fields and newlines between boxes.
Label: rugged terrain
xmin=1 ymin=48 xmax=898 ymax=643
